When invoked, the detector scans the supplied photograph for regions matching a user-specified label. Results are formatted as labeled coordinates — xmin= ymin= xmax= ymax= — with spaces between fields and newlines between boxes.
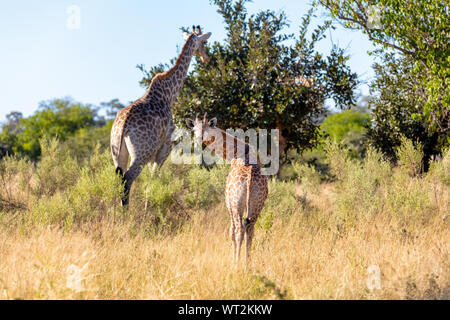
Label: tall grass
xmin=0 ymin=137 xmax=448 ymax=299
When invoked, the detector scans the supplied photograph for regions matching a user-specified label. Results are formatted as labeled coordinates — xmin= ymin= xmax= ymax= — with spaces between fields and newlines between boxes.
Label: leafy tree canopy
xmin=140 ymin=0 xmax=359 ymax=159
xmin=0 ymin=97 xmax=127 ymax=160
xmin=316 ymin=0 xmax=449 ymax=139
xmin=321 ymin=108 xmax=370 ymax=142
xmin=367 ymin=51 xmax=444 ymax=167
xmin=320 ymin=108 xmax=370 ymax=157
xmin=1 ymin=98 xmax=96 ymax=159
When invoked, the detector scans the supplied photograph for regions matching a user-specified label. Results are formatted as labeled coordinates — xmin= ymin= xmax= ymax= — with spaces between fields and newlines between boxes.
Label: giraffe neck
xmin=203 ymin=127 xmax=258 ymax=165
xmin=145 ymin=34 xmax=196 ymax=106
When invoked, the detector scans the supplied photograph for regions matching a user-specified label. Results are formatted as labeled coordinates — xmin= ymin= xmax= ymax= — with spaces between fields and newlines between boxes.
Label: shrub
xmin=324 ymin=139 xmax=354 ymax=181
xmin=33 ymin=138 xmax=79 ymax=197
xmin=257 ymin=179 xmax=298 ymax=232
xmin=384 ymin=170 xmax=432 ymax=224
xmin=292 ymin=162 xmax=321 ymax=194
xmin=0 ymin=155 xmax=33 ymax=211
xmin=325 ymin=142 xmax=390 ymax=224
xmin=320 ymin=109 xmax=370 ymax=158
xmin=334 ymin=161 xmax=380 ymax=223
xmin=28 ymin=148 xmax=123 ymax=229
xmin=395 ymin=136 xmax=424 ymax=177
xmin=29 ymin=192 xmax=74 ymax=228
xmin=138 ymin=165 xmax=183 ymax=216
xmin=363 ymin=146 xmax=392 ymax=186
xmin=68 ymin=149 xmax=124 ymax=219
xmin=184 ymin=164 xmax=228 ymax=208
xmin=427 ymin=148 xmax=450 ymax=186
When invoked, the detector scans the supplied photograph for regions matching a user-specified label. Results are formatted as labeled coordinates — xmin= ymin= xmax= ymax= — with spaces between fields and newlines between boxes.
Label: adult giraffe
xmin=111 ymin=26 xmax=212 ymax=206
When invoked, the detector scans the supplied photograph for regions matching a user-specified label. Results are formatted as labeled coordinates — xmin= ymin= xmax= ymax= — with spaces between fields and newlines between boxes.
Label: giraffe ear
xmin=185 ymin=118 xmax=195 ymax=128
xmin=198 ymin=32 xmax=211 ymax=42
xmin=208 ymin=117 xmax=217 ymax=128
xmin=183 ymin=32 xmax=190 ymax=41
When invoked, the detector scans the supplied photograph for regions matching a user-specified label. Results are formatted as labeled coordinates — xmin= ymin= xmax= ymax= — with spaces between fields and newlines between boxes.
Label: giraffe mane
xmin=149 ymin=33 xmax=196 ymax=84
xmin=205 ymin=127 xmax=258 ymax=163
xmin=213 ymin=127 xmax=246 ymax=146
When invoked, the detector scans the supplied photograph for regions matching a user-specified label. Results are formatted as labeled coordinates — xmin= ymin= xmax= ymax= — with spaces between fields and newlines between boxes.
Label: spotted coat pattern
xmin=111 ymin=29 xmax=211 ymax=205
xmin=186 ymin=115 xmax=268 ymax=265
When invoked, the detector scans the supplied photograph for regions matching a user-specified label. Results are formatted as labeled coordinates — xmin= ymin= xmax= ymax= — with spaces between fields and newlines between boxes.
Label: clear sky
xmin=0 ymin=0 xmax=375 ymax=122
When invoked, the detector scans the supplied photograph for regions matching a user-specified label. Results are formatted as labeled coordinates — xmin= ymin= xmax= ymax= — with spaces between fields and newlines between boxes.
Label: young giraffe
xmin=111 ymin=26 xmax=212 ymax=206
xmin=186 ymin=114 xmax=268 ymax=265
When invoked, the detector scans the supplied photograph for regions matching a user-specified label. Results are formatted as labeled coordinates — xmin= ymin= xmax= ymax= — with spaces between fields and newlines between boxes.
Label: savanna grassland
xmin=0 ymin=138 xmax=448 ymax=300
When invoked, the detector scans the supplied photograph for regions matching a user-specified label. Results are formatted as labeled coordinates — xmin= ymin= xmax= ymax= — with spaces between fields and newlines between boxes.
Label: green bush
xmin=385 ymin=170 xmax=433 ymax=224
xmin=335 ymin=161 xmax=381 ymax=223
xmin=292 ymin=162 xmax=321 ymax=194
xmin=0 ymin=128 xmax=444 ymax=238
xmin=33 ymin=138 xmax=79 ymax=197
xmin=28 ymin=147 xmax=123 ymax=229
xmin=61 ymin=122 xmax=112 ymax=164
xmin=138 ymin=165 xmax=183 ymax=216
xmin=324 ymin=139 xmax=435 ymax=226
xmin=184 ymin=164 xmax=228 ymax=208
xmin=427 ymin=148 xmax=450 ymax=186
xmin=0 ymin=155 xmax=33 ymax=211
xmin=6 ymin=98 xmax=97 ymax=159
xmin=324 ymin=139 xmax=353 ymax=181
xmin=325 ymin=141 xmax=385 ymax=223
xmin=68 ymin=149 xmax=124 ymax=219
xmin=320 ymin=109 xmax=370 ymax=158
xmin=396 ymin=136 xmax=424 ymax=177
xmin=257 ymin=179 xmax=298 ymax=231
xmin=29 ymin=192 xmax=74 ymax=228
xmin=363 ymin=146 xmax=392 ymax=186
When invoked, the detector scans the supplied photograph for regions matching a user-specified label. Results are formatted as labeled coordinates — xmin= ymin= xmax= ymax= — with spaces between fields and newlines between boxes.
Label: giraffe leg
xmin=245 ymin=222 xmax=255 ymax=265
xmin=155 ymin=143 xmax=172 ymax=167
xmin=116 ymin=140 xmax=129 ymax=173
xmin=149 ymin=143 xmax=172 ymax=177
xmin=234 ymin=220 xmax=244 ymax=266
xmin=122 ymin=159 xmax=144 ymax=207
xmin=229 ymin=221 xmax=236 ymax=263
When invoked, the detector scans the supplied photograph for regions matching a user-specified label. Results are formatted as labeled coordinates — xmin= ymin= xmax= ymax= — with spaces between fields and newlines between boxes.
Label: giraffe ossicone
xmin=110 ymin=27 xmax=212 ymax=206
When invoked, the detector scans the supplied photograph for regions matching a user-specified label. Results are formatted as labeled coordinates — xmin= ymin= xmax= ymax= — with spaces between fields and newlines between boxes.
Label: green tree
xmin=2 ymin=98 xmax=96 ymax=159
xmin=367 ymin=52 xmax=443 ymax=167
xmin=321 ymin=108 xmax=370 ymax=157
xmin=316 ymin=0 xmax=450 ymax=160
xmin=99 ymin=98 xmax=126 ymax=121
xmin=140 ymin=1 xmax=358 ymax=164
xmin=61 ymin=121 xmax=114 ymax=163
xmin=0 ymin=111 xmax=23 ymax=157
xmin=0 ymin=98 xmax=127 ymax=161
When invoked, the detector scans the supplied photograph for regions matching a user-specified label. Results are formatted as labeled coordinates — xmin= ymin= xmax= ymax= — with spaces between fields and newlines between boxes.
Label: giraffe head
xmin=183 ymin=25 xmax=211 ymax=63
xmin=185 ymin=113 xmax=217 ymax=148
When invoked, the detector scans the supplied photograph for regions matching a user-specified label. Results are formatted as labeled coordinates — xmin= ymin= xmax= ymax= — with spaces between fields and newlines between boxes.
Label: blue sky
xmin=0 ymin=0 xmax=375 ymax=122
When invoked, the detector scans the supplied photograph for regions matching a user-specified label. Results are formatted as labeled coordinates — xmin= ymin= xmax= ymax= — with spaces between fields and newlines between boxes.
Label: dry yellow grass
xmin=0 ymin=182 xmax=448 ymax=300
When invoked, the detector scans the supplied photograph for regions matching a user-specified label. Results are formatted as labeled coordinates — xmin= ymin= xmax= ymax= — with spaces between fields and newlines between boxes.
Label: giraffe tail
xmin=243 ymin=217 xmax=251 ymax=230
xmin=244 ymin=168 xmax=252 ymax=232
xmin=115 ymin=167 xmax=124 ymax=177
xmin=111 ymin=105 xmax=132 ymax=166
xmin=115 ymin=166 xmax=126 ymax=185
